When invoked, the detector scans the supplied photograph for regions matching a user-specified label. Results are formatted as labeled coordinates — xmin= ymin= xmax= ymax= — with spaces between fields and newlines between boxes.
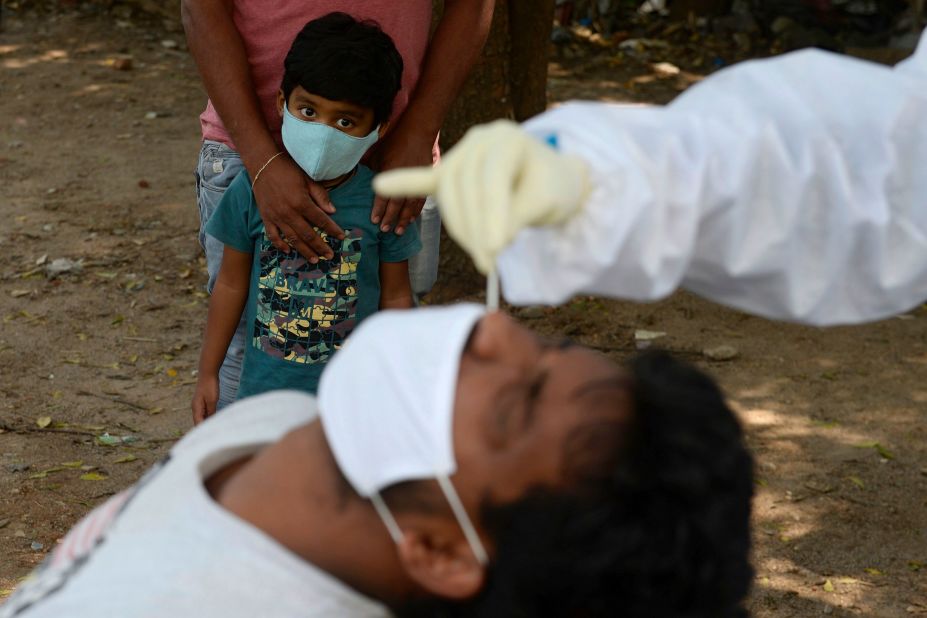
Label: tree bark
xmin=431 ymin=0 xmax=555 ymax=301
xmin=439 ymin=0 xmax=554 ymax=148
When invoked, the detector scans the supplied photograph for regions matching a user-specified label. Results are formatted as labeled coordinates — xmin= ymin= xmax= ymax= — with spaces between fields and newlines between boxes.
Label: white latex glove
xmin=374 ymin=120 xmax=589 ymax=274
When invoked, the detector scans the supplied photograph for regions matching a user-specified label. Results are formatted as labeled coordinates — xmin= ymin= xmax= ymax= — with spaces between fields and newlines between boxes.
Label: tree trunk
xmin=439 ymin=0 xmax=554 ymax=149
xmin=429 ymin=0 xmax=555 ymax=302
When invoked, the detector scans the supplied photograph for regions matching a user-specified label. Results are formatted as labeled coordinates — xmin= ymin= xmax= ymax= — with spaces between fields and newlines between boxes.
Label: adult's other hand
xmin=368 ymin=126 xmax=434 ymax=235
xmin=374 ymin=120 xmax=589 ymax=274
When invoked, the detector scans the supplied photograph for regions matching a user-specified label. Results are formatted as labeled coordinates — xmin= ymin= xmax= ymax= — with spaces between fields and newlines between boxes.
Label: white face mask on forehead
xmin=317 ymin=303 xmax=489 ymax=565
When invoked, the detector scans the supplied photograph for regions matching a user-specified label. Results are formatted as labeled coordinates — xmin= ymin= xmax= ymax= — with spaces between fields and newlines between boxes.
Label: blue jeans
xmin=411 ymin=195 xmax=440 ymax=296
xmin=194 ymin=141 xmax=247 ymax=410
xmin=194 ymin=140 xmax=441 ymax=406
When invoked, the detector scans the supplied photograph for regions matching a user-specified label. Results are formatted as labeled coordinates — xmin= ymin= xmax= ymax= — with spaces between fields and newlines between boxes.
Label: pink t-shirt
xmin=200 ymin=1 xmax=433 ymax=149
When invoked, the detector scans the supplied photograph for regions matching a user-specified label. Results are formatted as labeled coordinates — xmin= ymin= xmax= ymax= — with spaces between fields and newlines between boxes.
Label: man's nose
xmin=477 ymin=313 xmax=540 ymax=365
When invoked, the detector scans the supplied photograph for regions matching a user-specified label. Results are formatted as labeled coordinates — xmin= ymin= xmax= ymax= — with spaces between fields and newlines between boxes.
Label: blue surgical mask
xmin=281 ymin=106 xmax=379 ymax=181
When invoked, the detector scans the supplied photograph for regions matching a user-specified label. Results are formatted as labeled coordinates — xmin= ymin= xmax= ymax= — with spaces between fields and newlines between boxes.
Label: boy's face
xmin=277 ymin=86 xmax=377 ymax=138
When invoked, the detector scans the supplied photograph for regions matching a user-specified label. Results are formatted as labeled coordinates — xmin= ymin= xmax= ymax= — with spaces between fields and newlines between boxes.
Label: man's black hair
xmin=398 ymin=350 xmax=754 ymax=617
xmin=282 ymin=12 xmax=403 ymax=126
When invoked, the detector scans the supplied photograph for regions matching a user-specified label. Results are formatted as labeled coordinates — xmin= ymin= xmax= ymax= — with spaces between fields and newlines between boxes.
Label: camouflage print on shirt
xmin=252 ymin=229 xmax=363 ymax=364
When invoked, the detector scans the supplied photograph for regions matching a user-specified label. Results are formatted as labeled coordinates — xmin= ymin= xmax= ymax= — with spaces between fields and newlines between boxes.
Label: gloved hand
xmin=374 ymin=120 xmax=589 ymax=274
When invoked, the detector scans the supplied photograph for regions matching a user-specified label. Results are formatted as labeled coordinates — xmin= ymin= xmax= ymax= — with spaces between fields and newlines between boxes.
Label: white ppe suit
xmin=493 ymin=34 xmax=927 ymax=326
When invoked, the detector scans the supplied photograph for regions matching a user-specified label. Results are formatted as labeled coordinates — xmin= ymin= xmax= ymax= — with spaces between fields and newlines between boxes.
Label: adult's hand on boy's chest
xmin=369 ymin=127 xmax=432 ymax=236
xmin=252 ymin=154 xmax=346 ymax=263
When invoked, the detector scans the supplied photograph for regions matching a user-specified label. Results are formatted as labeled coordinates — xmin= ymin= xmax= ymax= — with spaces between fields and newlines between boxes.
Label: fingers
xmin=302 ymin=206 xmax=344 ymax=241
xmin=306 ymin=177 xmax=336 ymax=215
xmin=377 ymin=196 xmax=405 ymax=232
xmin=251 ymin=158 xmax=341 ymax=260
xmin=204 ymin=395 xmax=217 ymax=419
xmin=394 ymin=197 xmax=425 ymax=235
xmin=192 ymin=396 xmax=208 ymax=425
xmin=371 ymin=194 xmax=387 ymax=226
xmin=277 ymin=218 xmax=331 ymax=263
xmin=265 ymin=220 xmax=300 ymax=255
xmin=290 ymin=233 xmax=330 ymax=264
xmin=373 ymin=167 xmax=438 ymax=198
xmin=276 ymin=195 xmax=344 ymax=261
xmin=192 ymin=399 xmax=204 ymax=425
xmin=482 ymin=135 xmax=526 ymax=256
xmin=442 ymin=123 xmax=542 ymax=274
xmin=192 ymin=390 xmax=219 ymax=425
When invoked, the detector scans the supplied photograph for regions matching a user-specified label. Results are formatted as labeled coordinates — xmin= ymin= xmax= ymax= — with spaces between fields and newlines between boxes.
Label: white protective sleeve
xmin=497 ymin=34 xmax=927 ymax=326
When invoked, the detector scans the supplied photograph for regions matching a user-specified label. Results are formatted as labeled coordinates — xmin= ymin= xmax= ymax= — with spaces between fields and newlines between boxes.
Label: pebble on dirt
xmin=703 ymin=344 xmax=739 ymax=361
xmin=45 ymin=257 xmax=83 ymax=279
xmin=518 ymin=306 xmax=546 ymax=319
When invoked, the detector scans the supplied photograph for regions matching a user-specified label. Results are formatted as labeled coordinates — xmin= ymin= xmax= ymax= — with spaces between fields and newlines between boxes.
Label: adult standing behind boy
xmin=182 ymin=0 xmax=494 ymax=407
xmin=192 ymin=15 xmax=421 ymax=424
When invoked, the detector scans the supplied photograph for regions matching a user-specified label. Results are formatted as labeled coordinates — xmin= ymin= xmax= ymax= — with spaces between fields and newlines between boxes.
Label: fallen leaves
xmin=855 ymin=441 xmax=895 ymax=460
xmin=35 ymin=416 xmax=51 ymax=429
xmin=79 ymin=472 xmax=107 ymax=481
xmin=29 ymin=466 xmax=65 ymax=479
xmin=846 ymin=476 xmax=865 ymax=489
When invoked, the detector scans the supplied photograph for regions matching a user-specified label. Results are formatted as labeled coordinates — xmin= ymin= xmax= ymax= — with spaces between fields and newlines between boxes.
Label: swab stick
xmin=486 ymin=269 xmax=500 ymax=311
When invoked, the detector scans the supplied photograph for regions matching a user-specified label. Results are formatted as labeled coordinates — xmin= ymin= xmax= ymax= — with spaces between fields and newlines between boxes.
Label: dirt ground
xmin=1 ymin=9 xmax=926 ymax=617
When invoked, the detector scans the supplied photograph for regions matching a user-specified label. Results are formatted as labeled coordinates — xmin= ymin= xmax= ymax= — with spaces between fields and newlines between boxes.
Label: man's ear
xmin=395 ymin=528 xmax=485 ymax=600
xmin=277 ymin=90 xmax=286 ymax=117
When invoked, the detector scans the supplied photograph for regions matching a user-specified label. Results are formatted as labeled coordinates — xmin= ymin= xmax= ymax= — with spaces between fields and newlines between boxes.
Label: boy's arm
xmin=192 ymin=247 xmax=252 ymax=424
xmin=379 ymin=261 xmax=414 ymax=310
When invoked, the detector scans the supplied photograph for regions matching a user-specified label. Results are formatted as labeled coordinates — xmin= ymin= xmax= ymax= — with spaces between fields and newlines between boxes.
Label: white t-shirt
xmin=1 ymin=391 xmax=390 ymax=618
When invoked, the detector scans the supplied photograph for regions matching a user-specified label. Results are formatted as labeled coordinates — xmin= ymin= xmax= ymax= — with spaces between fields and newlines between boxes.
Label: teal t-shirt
xmin=205 ymin=165 xmax=421 ymax=398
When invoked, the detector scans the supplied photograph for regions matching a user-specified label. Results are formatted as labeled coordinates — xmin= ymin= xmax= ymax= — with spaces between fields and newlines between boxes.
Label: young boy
xmin=192 ymin=13 xmax=419 ymax=423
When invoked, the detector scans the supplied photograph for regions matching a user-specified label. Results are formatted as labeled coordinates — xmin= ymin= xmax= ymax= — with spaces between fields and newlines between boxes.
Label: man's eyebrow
xmin=519 ymin=339 xmax=570 ymax=430
xmin=569 ymin=375 xmax=632 ymax=400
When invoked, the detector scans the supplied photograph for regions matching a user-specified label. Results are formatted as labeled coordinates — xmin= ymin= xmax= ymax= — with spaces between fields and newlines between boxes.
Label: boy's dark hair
xmin=399 ymin=350 xmax=754 ymax=617
xmin=282 ymin=12 xmax=403 ymax=126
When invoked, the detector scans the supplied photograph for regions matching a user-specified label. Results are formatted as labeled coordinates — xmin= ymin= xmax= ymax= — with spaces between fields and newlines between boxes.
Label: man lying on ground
xmin=3 ymin=305 xmax=754 ymax=617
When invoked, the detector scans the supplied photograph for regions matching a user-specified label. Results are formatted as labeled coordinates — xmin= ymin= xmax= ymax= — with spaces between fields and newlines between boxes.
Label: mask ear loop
xmin=371 ymin=481 xmax=489 ymax=566
xmin=370 ymin=492 xmax=404 ymax=544
xmin=436 ymin=475 xmax=489 ymax=565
